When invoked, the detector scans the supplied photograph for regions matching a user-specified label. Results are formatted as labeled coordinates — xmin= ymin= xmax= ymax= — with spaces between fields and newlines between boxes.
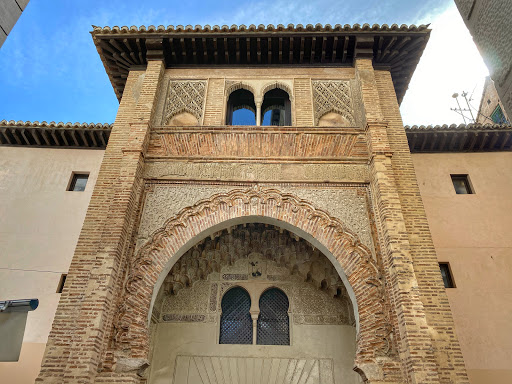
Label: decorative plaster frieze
xmin=144 ymin=162 xmax=369 ymax=183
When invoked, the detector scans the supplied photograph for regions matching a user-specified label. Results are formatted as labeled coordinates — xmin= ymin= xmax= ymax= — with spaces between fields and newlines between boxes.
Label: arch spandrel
xmin=114 ymin=186 xmax=396 ymax=377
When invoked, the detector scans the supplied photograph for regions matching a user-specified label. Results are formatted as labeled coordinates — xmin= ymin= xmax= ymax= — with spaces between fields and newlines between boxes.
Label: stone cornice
xmin=0 ymin=120 xmax=112 ymax=149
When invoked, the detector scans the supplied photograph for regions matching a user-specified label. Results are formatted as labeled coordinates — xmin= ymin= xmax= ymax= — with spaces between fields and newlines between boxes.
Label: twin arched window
xmin=226 ymin=88 xmax=291 ymax=126
xmin=219 ymin=287 xmax=253 ymax=344
xmin=219 ymin=287 xmax=290 ymax=345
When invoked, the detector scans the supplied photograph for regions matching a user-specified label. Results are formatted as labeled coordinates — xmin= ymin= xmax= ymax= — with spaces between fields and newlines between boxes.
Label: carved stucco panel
xmin=163 ymin=80 xmax=207 ymax=124
xmin=278 ymin=186 xmax=374 ymax=251
xmin=144 ymin=162 xmax=369 ymax=183
xmin=312 ymin=80 xmax=355 ymax=125
xmin=136 ymin=185 xmax=236 ymax=252
xmin=136 ymin=184 xmax=374 ymax=254
xmin=156 ymin=223 xmax=354 ymax=326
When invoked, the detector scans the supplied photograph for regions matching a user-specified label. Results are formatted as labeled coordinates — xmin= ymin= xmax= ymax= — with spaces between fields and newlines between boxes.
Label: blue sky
xmin=0 ymin=0 xmax=487 ymax=125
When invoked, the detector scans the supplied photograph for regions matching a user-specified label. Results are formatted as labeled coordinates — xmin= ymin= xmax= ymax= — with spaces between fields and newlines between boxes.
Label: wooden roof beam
xmin=41 ymin=129 xmax=51 ymax=146
xmin=30 ymin=128 xmax=42 ymax=145
xmin=321 ymin=36 xmax=327 ymax=62
xmin=11 ymin=128 xmax=22 ymax=145
xmin=429 ymin=133 xmax=437 ymax=151
xmin=501 ymin=132 xmax=511 ymax=150
xmin=299 ymin=37 xmax=304 ymax=62
xmin=479 ymin=132 xmax=489 ymax=150
xmin=459 ymin=132 xmax=468 ymax=150
xmin=235 ymin=37 xmax=240 ymax=63
xmin=289 ymin=37 xmax=294 ymax=63
xmin=267 ymin=37 xmax=272 ymax=64
xmin=191 ymin=38 xmax=198 ymax=64
xmin=79 ymin=130 xmax=90 ymax=147
xmin=410 ymin=133 xmax=418 ymax=150
xmin=331 ymin=36 xmax=338 ymax=63
xmin=278 ymin=37 xmax=283 ymax=64
xmin=341 ymin=37 xmax=349 ymax=63
xmin=489 ymin=131 xmax=500 ymax=149
xmin=1 ymin=129 xmax=13 ymax=145
xmin=256 ymin=38 xmax=261 ymax=64
xmin=310 ymin=36 xmax=316 ymax=64
xmin=50 ymin=130 xmax=61 ymax=146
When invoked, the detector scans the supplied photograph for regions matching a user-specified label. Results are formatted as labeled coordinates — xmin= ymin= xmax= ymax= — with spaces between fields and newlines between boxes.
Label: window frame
xmin=256 ymin=287 xmax=290 ymax=346
xmin=57 ymin=274 xmax=67 ymax=293
xmin=439 ymin=262 xmax=455 ymax=288
xmin=450 ymin=174 xmax=473 ymax=194
xmin=67 ymin=172 xmax=90 ymax=192
xmin=219 ymin=286 xmax=253 ymax=345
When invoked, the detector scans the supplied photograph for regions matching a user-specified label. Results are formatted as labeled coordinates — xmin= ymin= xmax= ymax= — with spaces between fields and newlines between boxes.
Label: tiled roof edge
xmin=91 ymin=23 xmax=430 ymax=35
xmin=0 ymin=120 xmax=113 ymax=129
xmin=405 ymin=123 xmax=512 ymax=131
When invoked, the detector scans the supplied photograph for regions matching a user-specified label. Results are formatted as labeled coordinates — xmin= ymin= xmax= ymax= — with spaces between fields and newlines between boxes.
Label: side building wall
xmin=0 ymin=147 xmax=104 ymax=384
xmin=455 ymin=0 xmax=512 ymax=117
xmin=412 ymin=151 xmax=512 ymax=384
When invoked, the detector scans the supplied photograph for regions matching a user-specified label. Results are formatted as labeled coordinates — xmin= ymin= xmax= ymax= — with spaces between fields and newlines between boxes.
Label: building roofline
xmin=405 ymin=123 xmax=512 ymax=152
xmin=91 ymin=23 xmax=431 ymax=104
xmin=0 ymin=120 xmax=112 ymax=149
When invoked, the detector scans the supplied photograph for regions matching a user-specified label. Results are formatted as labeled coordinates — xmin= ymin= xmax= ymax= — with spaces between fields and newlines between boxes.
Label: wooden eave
xmin=0 ymin=120 xmax=112 ymax=149
xmin=91 ymin=23 xmax=431 ymax=104
xmin=405 ymin=124 xmax=512 ymax=152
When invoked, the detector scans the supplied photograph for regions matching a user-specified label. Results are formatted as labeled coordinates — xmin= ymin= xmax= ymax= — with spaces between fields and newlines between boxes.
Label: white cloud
xmin=400 ymin=4 xmax=489 ymax=126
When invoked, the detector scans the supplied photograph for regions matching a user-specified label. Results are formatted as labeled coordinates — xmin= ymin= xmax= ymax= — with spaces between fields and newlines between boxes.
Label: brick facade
xmin=36 ymin=56 xmax=469 ymax=383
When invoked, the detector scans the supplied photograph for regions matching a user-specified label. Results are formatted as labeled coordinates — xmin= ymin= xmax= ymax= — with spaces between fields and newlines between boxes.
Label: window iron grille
xmin=219 ymin=287 xmax=253 ymax=344
xmin=257 ymin=288 xmax=290 ymax=345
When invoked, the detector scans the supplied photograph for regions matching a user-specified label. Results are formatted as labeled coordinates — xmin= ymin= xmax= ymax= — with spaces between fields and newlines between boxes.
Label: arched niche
xmin=116 ymin=187 xmax=393 ymax=382
xmin=226 ymin=88 xmax=256 ymax=125
xmin=261 ymin=88 xmax=291 ymax=126
xmin=147 ymin=216 xmax=360 ymax=331
xmin=167 ymin=111 xmax=199 ymax=126
xmin=318 ymin=111 xmax=351 ymax=127
xmin=148 ymin=223 xmax=360 ymax=384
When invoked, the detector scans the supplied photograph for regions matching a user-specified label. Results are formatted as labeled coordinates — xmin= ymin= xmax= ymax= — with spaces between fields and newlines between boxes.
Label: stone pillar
xmin=256 ymin=98 xmax=262 ymax=126
xmin=36 ymin=59 xmax=165 ymax=384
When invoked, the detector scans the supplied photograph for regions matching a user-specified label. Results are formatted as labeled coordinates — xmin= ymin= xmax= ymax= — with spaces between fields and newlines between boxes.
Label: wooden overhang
xmin=406 ymin=124 xmax=512 ymax=152
xmin=0 ymin=120 xmax=112 ymax=149
xmin=91 ymin=23 xmax=431 ymax=104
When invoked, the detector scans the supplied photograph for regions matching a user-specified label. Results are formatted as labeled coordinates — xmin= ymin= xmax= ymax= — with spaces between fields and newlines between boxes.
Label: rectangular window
xmin=57 ymin=274 xmax=67 ymax=293
xmin=451 ymin=174 xmax=473 ymax=194
xmin=68 ymin=173 xmax=89 ymax=192
xmin=439 ymin=263 xmax=455 ymax=288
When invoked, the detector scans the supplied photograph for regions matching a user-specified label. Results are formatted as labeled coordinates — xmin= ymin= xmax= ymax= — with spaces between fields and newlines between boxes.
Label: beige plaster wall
xmin=150 ymin=321 xmax=359 ymax=384
xmin=411 ymin=151 xmax=512 ymax=384
xmin=0 ymin=146 xmax=104 ymax=383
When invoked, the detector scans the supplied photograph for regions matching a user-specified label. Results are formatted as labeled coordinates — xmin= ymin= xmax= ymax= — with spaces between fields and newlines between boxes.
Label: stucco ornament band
xmin=110 ymin=185 xmax=399 ymax=381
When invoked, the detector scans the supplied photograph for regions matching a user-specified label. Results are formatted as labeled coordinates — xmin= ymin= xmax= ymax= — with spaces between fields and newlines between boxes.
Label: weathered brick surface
xmin=203 ymin=78 xmax=225 ymax=125
xmin=294 ymin=78 xmax=315 ymax=125
xmin=37 ymin=60 xmax=469 ymax=384
xmin=36 ymin=61 xmax=165 ymax=384
xmin=372 ymin=66 xmax=469 ymax=384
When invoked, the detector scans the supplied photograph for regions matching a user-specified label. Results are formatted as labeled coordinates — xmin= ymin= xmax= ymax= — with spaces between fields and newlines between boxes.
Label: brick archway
xmin=112 ymin=185 xmax=395 ymax=379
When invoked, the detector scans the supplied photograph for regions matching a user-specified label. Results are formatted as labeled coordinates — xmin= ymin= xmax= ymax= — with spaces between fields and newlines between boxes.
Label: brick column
xmin=36 ymin=60 xmax=165 ymax=384
xmin=355 ymin=58 xmax=442 ymax=384
xmin=372 ymin=67 xmax=469 ymax=384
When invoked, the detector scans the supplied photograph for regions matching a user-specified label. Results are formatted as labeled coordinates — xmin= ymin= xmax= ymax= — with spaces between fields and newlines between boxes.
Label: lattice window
xmin=257 ymin=288 xmax=290 ymax=345
xmin=219 ymin=287 xmax=253 ymax=344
